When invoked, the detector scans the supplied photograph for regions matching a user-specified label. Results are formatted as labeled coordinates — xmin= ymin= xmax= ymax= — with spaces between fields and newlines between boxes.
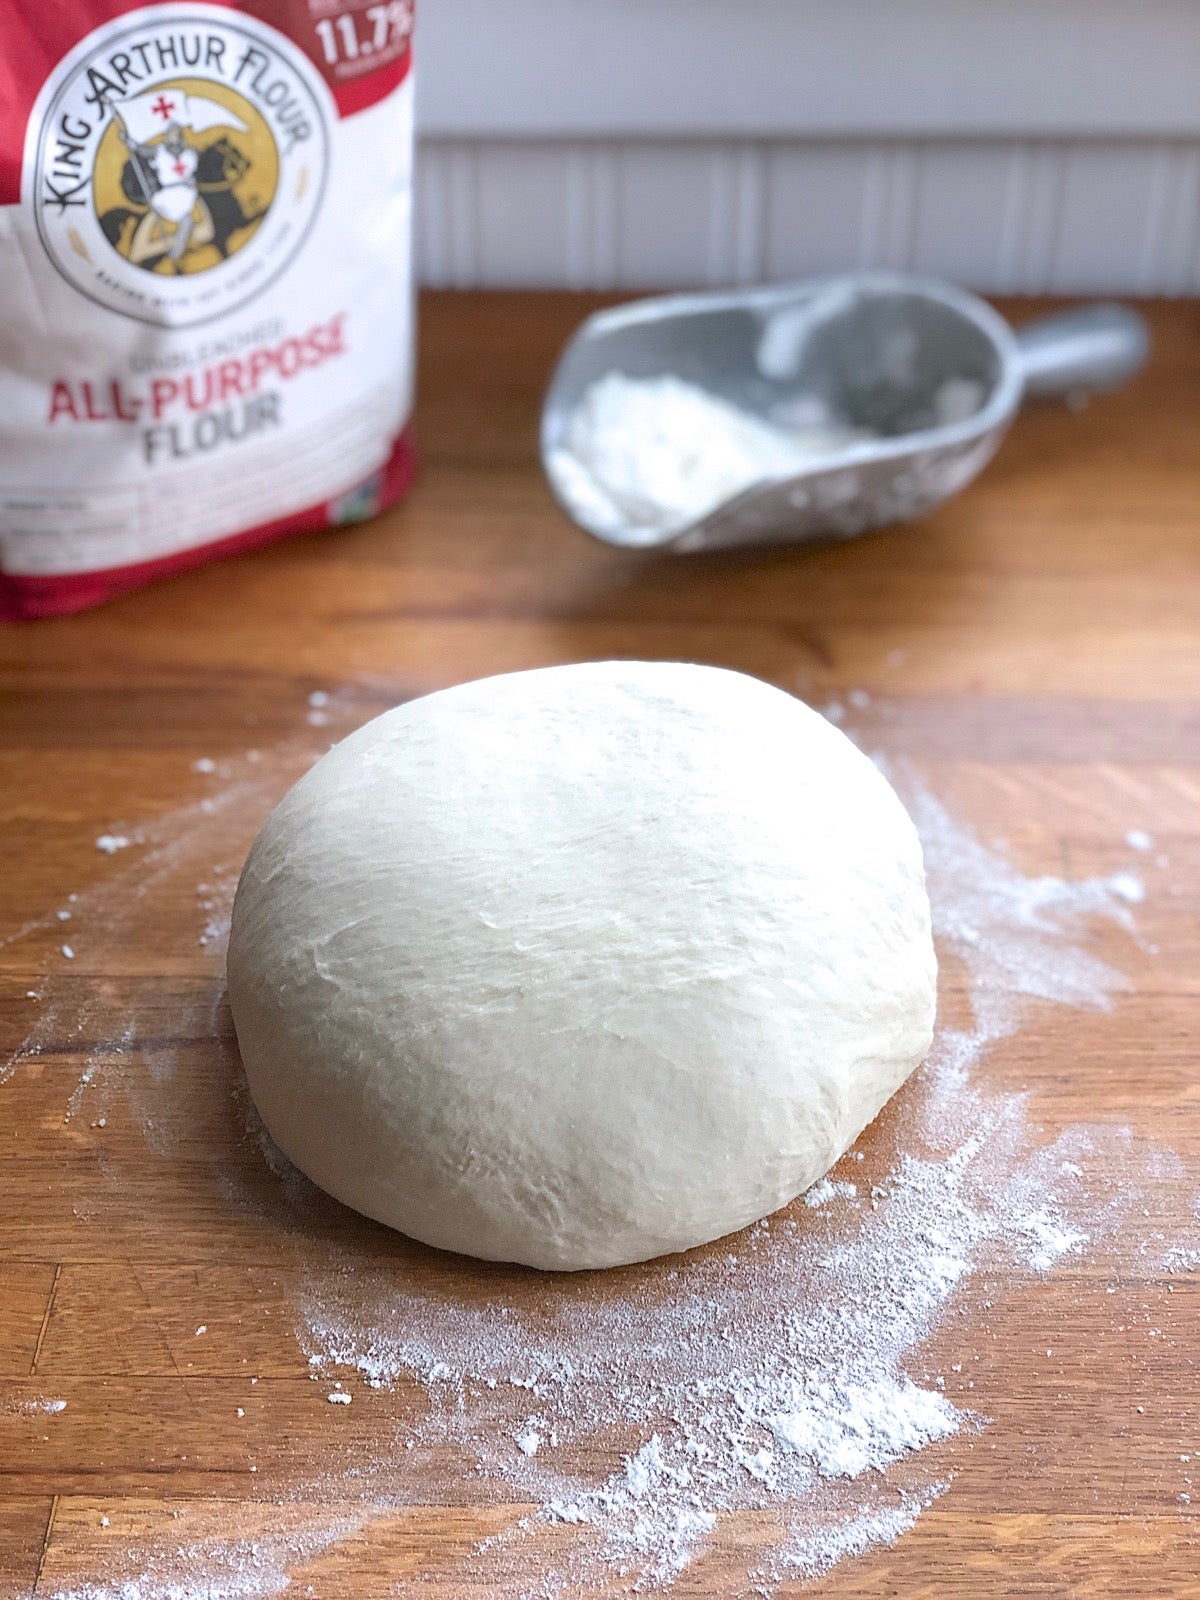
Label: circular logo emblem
xmin=33 ymin=10 xmax=329 ymax=327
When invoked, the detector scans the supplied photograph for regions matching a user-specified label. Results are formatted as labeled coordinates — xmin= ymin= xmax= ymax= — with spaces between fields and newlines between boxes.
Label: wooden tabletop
xmin=1 ymin=293 xmax=1198 ymax=1598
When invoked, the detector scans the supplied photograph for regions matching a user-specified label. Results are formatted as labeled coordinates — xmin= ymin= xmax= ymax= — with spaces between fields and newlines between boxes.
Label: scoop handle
xmin=1015 ymin=303 xmax=1150 ymax=401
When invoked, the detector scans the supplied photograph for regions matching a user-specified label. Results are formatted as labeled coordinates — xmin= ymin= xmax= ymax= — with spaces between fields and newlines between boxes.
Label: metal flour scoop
xmin=541 ymin=273 xmax=1149 ymax=553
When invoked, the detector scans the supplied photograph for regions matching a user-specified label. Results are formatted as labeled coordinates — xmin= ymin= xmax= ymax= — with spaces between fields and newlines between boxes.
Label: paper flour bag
xmin=0 ymin=1 xmax=416 ymax=617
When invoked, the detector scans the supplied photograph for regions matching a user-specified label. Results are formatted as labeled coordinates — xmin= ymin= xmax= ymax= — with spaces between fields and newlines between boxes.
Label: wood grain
xmin=1 ymin=293 xmax=1198 ymax=1597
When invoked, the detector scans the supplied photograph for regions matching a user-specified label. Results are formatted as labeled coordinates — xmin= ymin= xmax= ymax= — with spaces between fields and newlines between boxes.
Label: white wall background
xmin=414 ymin=0 xmax=1200 ymax=293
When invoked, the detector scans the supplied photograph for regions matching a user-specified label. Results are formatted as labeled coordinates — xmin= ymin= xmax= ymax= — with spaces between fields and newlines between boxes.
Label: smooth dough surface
xmin=227 ymin=661 xmax=936 ymax=1270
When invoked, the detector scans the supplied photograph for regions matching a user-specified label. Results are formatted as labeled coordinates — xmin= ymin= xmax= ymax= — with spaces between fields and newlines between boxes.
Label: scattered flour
xmin=775 ymin=1490 xmax=939 ymax=1580
xmin=1163 ymin=1200 xmax=1200 ymax=1274
xmin=45 ymin=1517 xmax=364 ymax=1600
xmin=1106 ymin=870 xmax=1146 ymax=905
xmin=94 ymin=835 xmax=132 ymax=855
xmin=803 ymin=1177 xmax=857 ymax=1208
xmin=895 ymin=770 xmax=1137 ymax=1107
xmin=8 ymin=1397 xmax=68 ymax=1415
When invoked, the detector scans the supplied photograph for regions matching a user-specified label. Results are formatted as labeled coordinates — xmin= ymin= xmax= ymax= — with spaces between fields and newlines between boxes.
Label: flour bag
xmin=0 ymin=1 xmax=416 ymax=618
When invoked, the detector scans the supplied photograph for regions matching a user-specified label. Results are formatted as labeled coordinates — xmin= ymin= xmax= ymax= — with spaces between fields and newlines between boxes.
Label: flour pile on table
xmin=3 ymin=698 xmax=1193 ymax=1600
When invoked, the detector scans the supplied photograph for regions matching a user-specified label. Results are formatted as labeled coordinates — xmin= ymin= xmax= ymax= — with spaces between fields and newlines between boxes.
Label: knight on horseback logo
xmin=98 ymin=81 xmax=269 ymax=275
xmin=32 ymin=10 xmax=329 ymax=327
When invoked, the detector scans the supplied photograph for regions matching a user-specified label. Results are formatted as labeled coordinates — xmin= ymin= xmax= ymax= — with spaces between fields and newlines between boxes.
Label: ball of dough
xmin=228 ymin=662 xmax=936 ymax=1271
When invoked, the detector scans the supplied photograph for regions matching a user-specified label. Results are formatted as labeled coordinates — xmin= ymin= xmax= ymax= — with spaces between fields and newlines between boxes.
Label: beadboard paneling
xmin=415 ymin=137 xmax=1200 ymax=294
xmin=762 ymin=146 xmax=872 ymax=282
xmin=909 ymin=146 xmax=1017 ymax=290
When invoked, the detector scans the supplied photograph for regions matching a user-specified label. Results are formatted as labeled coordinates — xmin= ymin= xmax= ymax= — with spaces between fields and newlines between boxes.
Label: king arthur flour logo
xmin=32 ymin=8 xmax=329 ymax=327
